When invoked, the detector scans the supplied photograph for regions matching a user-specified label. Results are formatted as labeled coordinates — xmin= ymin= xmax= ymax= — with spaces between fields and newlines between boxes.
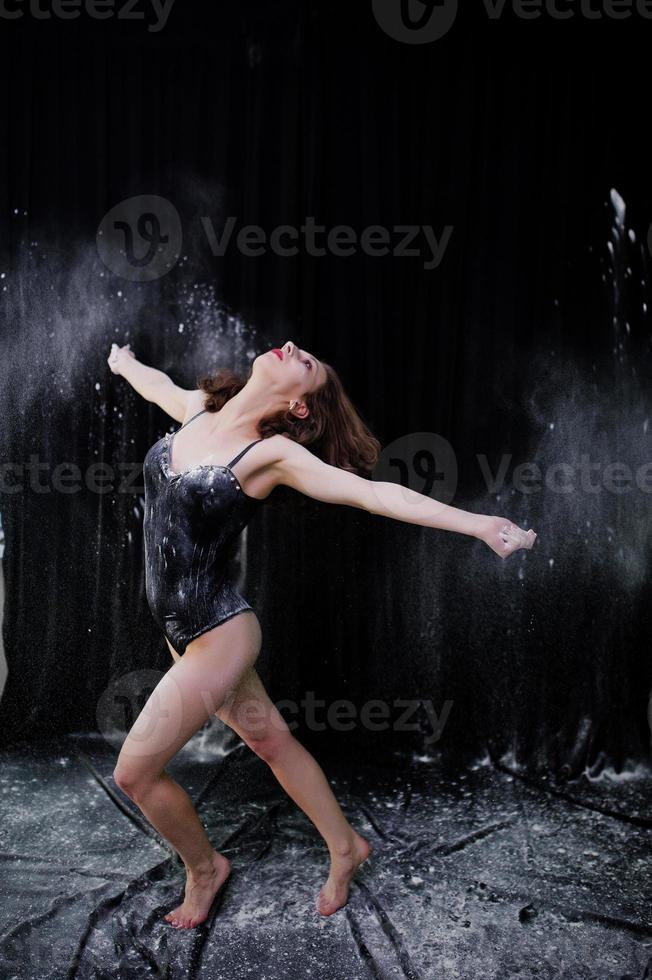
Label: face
xmin=255 ymin=340 xmax=327 ymax=402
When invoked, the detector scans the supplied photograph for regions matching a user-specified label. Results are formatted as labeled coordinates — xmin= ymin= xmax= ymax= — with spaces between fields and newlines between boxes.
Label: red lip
xmin=271 ymin=348 xmax=284 ymax=361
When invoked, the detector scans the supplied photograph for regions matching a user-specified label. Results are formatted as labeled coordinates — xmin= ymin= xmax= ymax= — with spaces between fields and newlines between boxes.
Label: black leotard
xmin=142 ymin=409 xmax=264 ymax=655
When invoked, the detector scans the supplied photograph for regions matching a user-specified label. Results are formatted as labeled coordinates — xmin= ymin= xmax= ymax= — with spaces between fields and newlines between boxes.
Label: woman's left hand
xmin=480 ymin=516 xmax=538 ymax=559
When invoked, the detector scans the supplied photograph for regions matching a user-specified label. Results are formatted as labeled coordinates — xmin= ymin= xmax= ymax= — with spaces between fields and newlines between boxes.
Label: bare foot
xmin=164 ymin=852 xmax=230 ymax=929
xmin=316 ymin=833 xmax=371 ymax=916
xmin=480 ymin=516 xmax=538 ymax=560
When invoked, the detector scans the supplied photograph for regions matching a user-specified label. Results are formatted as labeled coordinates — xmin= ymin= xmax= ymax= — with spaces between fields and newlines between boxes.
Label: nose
xmin=284 ymin=341 xmax=296 ymax=358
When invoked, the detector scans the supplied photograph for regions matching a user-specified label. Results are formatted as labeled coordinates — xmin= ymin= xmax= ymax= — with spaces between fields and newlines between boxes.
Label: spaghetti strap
xmin=227 ymin=438 xmax=264 ymax=470
xmin=168 ymin=410 xmax=208 ymax=474
xmin=176 ymin=409 xmax=208 ymax=432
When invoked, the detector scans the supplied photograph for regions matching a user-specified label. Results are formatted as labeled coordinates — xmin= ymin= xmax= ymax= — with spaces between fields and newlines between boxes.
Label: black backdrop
xmin=0 ymin=0 xmax=650 ymax=773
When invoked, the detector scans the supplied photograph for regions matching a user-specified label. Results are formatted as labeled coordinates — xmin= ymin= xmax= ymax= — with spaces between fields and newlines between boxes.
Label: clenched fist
xmin=107 ymin=343 xmax=135 ymax=375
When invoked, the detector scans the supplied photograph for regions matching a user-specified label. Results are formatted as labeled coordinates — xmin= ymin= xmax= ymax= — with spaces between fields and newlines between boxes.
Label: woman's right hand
xmin=108 ymin=343 xmax=135 ymax=375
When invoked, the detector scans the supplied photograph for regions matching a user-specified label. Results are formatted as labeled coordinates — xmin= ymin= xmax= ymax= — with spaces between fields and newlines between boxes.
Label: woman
xmin=108 ymin=339 xmax=537 ymax=930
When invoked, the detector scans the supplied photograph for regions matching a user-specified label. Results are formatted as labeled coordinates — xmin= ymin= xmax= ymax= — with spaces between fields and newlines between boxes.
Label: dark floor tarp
xmin=0 ymin=731 xmax=650 ymax=979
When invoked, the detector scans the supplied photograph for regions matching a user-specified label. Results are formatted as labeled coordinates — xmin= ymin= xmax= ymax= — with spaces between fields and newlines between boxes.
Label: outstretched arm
xmin=273 ymin=438 xmax=537 ymax=559
xmin=107 ymin=344 xmax=197 ymax=423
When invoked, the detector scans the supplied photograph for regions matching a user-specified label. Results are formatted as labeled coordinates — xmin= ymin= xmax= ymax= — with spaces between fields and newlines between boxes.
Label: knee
xmin=247 ymin=728 xmax=294 ymax=766
xmin=113 ymin=765 xmax=157 ymax=801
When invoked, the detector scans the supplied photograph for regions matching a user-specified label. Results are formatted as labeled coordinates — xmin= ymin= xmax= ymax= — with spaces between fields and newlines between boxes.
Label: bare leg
xmin=211 ymin=662 xmax=371 ymax=915
xmin=114 ymin=611 xmax=261 ymax=928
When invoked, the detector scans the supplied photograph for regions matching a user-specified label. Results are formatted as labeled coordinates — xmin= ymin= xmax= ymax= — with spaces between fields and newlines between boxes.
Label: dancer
xmin=108 ymin=339 xmax=537 ymax=929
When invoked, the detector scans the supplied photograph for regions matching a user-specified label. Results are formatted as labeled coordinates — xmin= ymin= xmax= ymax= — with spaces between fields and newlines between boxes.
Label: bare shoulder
xmin=177 ymin=388 xmax=211 ymax=422
xmin=149 ymin=380 xmax=204 ymax=425
xmin=261 ymin=433 xmax=328 ymax=466
xmin=187 ymin=388 xmax=210 ymax=411
xmin=233 ymin=433 xmax=297 ymax=500
xmin=255 ymin=434 xmax=315 ymax=490
xmin=258 ymin=434 xmax=374 ymax=509
xmin=258 ymin=433 xmax=299 ymax=468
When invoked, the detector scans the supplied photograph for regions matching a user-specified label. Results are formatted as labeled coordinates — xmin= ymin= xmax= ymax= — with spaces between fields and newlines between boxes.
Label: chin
xmin=253 ymin=350 xmax=278 ymax=378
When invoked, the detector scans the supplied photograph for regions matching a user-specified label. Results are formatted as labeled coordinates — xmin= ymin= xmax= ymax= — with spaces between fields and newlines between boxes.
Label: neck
xmin=215 ymin=375 xmax=286 ymax=436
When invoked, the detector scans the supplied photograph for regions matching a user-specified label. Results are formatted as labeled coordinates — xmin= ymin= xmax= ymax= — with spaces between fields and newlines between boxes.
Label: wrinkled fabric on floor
xmin=0 ymin=732 xmax=650 ymax=979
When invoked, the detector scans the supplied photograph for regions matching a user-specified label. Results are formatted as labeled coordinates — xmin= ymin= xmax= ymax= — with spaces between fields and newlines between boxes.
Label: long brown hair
xmin=196 ymin=361 xmax=381 ymax=476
